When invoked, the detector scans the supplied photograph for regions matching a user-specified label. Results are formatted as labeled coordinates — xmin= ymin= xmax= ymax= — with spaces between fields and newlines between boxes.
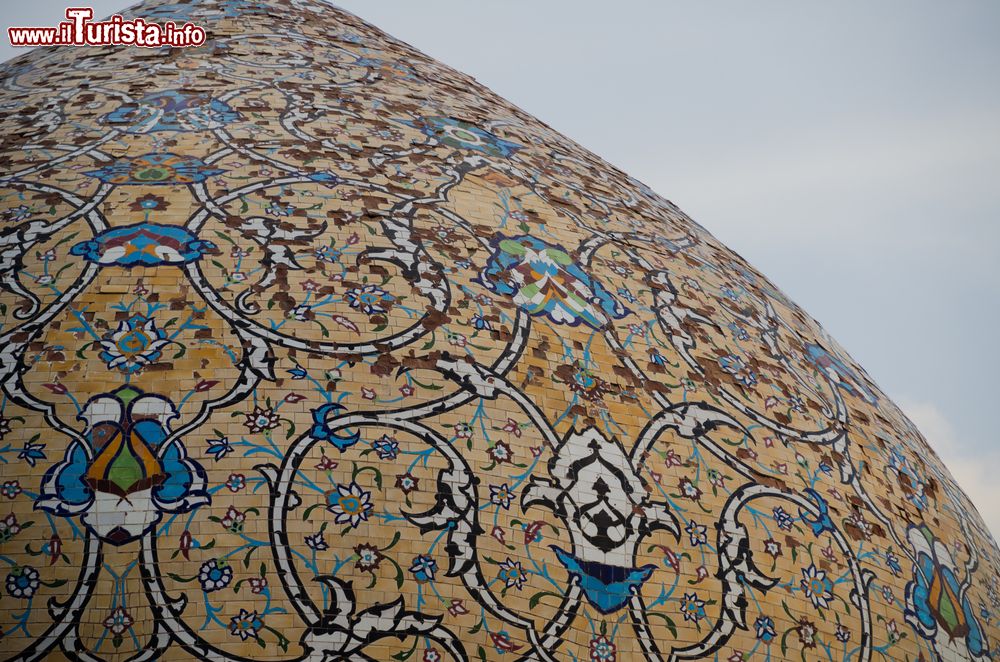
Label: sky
xmin=2 ymin=1 xmax=998 ymax=538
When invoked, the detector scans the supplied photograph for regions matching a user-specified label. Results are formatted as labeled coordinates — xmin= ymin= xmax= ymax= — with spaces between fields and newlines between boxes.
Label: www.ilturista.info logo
xmin=8 ymin=7 xmax=206 ymax=48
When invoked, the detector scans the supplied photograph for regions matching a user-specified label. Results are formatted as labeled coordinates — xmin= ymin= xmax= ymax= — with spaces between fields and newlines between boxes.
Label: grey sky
xmin=2 ymin=1 xmax=998 ymax=537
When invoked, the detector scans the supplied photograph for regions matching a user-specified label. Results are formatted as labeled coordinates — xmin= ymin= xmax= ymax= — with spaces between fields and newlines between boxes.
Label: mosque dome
xmin=0 ymin=0 xmax=996 ymax=660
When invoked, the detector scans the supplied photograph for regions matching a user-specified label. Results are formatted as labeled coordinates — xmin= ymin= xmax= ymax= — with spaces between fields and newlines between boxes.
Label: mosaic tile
xmin=0 ymin=0 xmax=996 ymax=660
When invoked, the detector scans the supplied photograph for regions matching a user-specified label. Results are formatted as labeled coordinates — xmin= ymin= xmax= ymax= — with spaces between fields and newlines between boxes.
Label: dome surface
xmin=0 ymin=0 xmax=996 ymax=660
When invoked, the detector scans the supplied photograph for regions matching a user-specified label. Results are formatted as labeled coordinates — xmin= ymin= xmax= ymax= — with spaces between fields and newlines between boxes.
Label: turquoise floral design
xmin=101 ymin=90 xmax=242 ymax=134
xmin=804 ymin=343 xmax=878 ymax=405
xmin=477 ymin=235 xmax=629 ymax=329
xmin=71 ymin=223 xmax=216 ymax=267
xmin=36 ymin=385 xmax=209 ymax=546
xmin=325 ymin=481 xmax=374 ymax=528
xmin=85 ymin=153 xmax=225 ymax=185
xmin=98 ymin=316 xmax=170 ymax=373
xmin=64 ymin=290 xmax=208 ymax=378
xmin=345 ymin=284 xmax=393 ymax=315
xmin=904 ymin=524 xmax=989 ymax=660
xmin=402 ymin=116 xmax=520 ymax=158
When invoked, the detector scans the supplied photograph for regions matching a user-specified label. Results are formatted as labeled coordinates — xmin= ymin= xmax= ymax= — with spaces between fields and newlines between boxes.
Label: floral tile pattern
xmin=0 ymin=0 xmax=996 ymax=660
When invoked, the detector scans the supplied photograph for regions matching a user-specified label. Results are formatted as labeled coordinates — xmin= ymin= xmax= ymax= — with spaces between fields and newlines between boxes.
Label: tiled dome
xmin=0 ymin=0 xmax=996 ymax=660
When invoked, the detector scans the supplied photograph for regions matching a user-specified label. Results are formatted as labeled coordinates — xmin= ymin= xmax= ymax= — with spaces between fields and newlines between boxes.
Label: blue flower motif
xmin=18 ymin=442 xmax=46 ymax=467
xmin=98 ymin=316 xmax=170 ymax=373
xmin=372 ymin=435 xmax=399 ymax=460
xmin=800 ymin=564 xmax=834 ymax=609
xmin=497 ymin=558 xmax=526 ymax=590
xmin=409 ymin=554 xmax=437 ymax=582
xmin=489 ymin=483 xmax=515 ymax=510
xmin=325 ymin=481 xmax=373 ymax=528
xmin=885 ymin=550 xmax=902 ymax=576
xmin=206 ymin=435 xmax=233 ymax=461
xmin=266 ymin=202 xmax=294 ymax=217
xmin=5 ymin=565 xmax=39 ymax=599
xmin=470 ymin=314 xmax=492 ymax=331
xmin=617 ymin=287 xmax=636 ymax=304
xmin=772 ymin=506 xmax=794 ymax=531
xmin=198 ymin=559 xmax=233 ymax=592
xmin=345 ymin=285 xmax=393 ymax=316
xmin=305 ymin=532 xmax=329 ymax=551
xmin=680 ymin=592 xmax=707 ymax=622
xmin=287 ymin=365 xmax=308 ymax=380
xmin=685 ymin=520 xmax=708 ymax=546
xmin=229 ymin=608 xmax=263 ymax=641
xmin=755 ymin=615 xmax=776 ymax=642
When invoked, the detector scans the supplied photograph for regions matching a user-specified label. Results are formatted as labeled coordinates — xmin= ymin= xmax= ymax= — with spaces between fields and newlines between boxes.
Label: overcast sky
xmin=2 ymin=1 xmax=998 ymax=538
